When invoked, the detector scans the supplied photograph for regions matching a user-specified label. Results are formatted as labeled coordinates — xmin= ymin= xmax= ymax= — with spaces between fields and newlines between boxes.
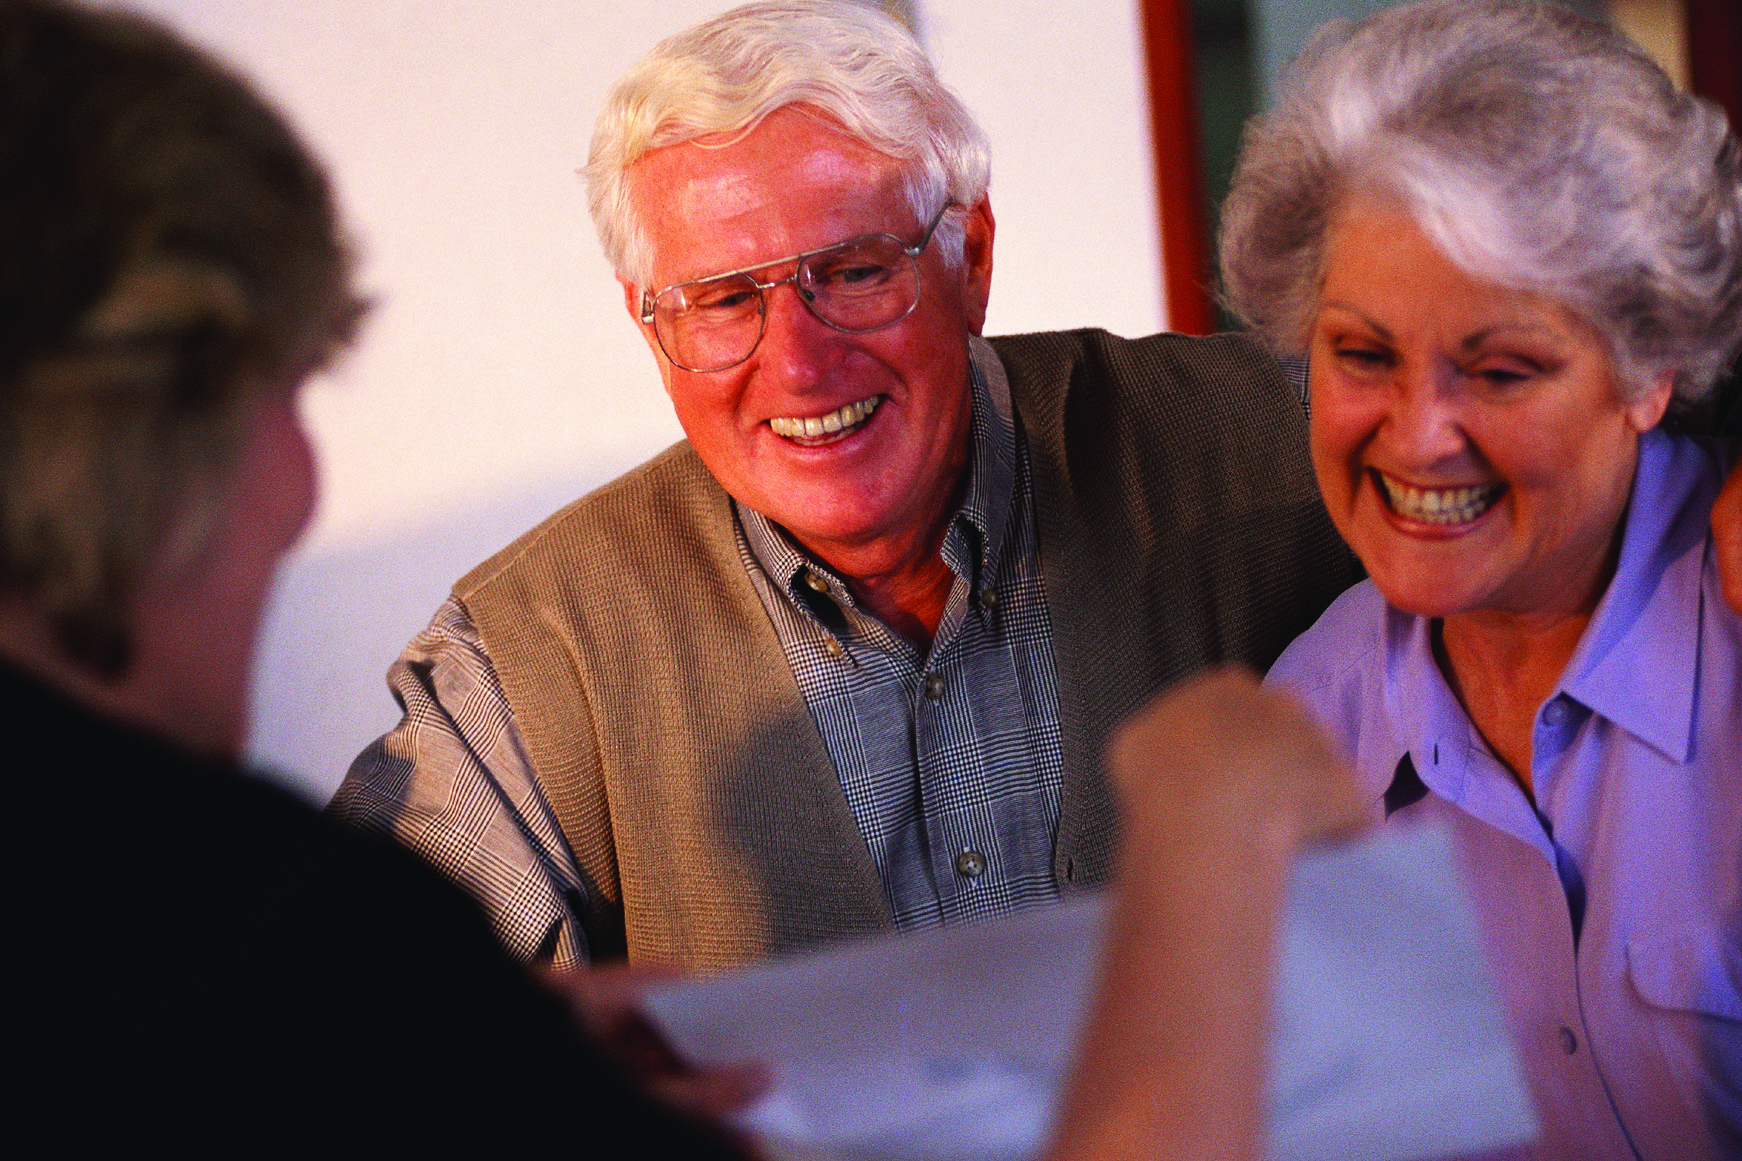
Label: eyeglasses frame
xmin=637 ymin=201 xmax=956 ymax=373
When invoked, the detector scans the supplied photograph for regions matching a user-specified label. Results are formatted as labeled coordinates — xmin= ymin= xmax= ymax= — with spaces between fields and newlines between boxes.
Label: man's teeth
xmin=769 ymin=396 xmax=880 ymax=440
xmin=1378 ymin=475 xmax=1504 ymax=524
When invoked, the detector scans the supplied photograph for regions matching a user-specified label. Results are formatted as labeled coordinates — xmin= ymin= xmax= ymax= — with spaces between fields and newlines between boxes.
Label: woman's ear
xmin=1624 ymin=370 xmax=1675 ymax=433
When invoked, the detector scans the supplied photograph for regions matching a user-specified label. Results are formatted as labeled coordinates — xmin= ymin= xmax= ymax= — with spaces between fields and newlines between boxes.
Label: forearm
xmin=1045 ymin=670 xmax=1362 ymax=1161
xmin=1047 ymin=809 xmax=1291 ymax=1161
xmin=328 ymin=597 xmax=595 ymax=965
xmin=1714 ymin=448 xmax=1742 ymax=614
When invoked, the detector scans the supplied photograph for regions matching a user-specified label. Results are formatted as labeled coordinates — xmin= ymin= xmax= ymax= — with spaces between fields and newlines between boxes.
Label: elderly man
xmin=331 ymin=0 xmax=1359 ymax=971
xmin=334 ymin=0 xmax=1742 ymax=972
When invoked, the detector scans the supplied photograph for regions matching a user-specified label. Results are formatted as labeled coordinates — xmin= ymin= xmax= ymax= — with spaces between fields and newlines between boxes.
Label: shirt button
xmin=803 ymin=570 xmax=830 ymax=593
xmin=1557 ymin=1026 xmax=1578 ymax=1055
xmin=924 ymin=672 xmax=946 ymax=699
xmin=1543 ymin=699 xmax=1567 ymax=726
xmin=980 ymin=586 xmax=998 ymax=609
xmin=955 ymin=849 xmax=987 ymax=878
xmin=823 ymin=637 xmax=843 ymax=658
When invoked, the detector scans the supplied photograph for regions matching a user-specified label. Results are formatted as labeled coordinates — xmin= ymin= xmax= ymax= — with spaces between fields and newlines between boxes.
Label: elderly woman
xmin=1226 ymin=1 xmax=1742 ymax=1158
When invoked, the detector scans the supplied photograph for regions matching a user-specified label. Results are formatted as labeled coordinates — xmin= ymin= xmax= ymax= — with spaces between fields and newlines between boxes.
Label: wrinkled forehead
xmin=627 ymin=106 xmax=917 ymax=288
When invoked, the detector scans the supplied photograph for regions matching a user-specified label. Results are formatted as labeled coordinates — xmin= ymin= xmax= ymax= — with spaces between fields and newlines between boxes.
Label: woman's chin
xmin=1385 ymin=595 xmax=1474 ymax=621
xmin=1361 ymin=560 xmax=1488 ymax=621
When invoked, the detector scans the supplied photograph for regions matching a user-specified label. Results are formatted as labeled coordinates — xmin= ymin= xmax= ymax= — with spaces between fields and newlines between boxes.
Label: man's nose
xmin=752 ymin=277 xmax=837 ymax=389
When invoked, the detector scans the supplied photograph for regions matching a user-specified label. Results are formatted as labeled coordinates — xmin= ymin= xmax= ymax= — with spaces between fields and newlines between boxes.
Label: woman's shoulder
xmin=1267 ymin=579 xmax=1390 ymax=693
xmin=1263 ymin=580 xmax=1402 ymax=755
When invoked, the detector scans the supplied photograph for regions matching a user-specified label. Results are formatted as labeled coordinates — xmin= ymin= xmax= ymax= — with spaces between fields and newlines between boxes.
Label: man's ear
xmin=621 ymin=276 xmax=675 ymax=395
xmin=200 ymin=393 xmax=318 ymax=582
xmin=959 ymin=197 xmax=995 ymax=336
xmin=621 ymin=277 xmax=660 ymax=356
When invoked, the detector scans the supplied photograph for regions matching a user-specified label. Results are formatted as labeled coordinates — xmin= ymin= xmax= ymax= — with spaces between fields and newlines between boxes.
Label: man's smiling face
xmin=623 ymin=105 xmax=993 ymax=569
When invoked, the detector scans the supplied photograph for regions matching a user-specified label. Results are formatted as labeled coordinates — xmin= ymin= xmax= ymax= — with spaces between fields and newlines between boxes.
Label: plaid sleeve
xmin=327 ymin=596 xmax=592 ymax=969
xmin=1277 ymin=352 xmax=1310 ymax=411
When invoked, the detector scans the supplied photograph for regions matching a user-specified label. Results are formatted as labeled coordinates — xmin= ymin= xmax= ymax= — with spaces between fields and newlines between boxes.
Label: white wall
xmin=113 ymin=0 xmax=1164 ymax=802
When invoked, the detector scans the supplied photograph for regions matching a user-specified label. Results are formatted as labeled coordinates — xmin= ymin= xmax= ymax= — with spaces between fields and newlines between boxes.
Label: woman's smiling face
xmin=1307 ymin=196 xmax=1671 ymax=623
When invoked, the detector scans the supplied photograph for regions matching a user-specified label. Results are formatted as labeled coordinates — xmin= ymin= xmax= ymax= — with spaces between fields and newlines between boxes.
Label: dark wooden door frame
xmin=1140 ymin=0 xmax=1218 ymax=336
xmin=1687 ymin=0 xmax=1741 ymax=135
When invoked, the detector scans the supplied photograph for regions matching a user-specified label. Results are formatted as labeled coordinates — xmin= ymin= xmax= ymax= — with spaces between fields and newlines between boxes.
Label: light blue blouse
xmin=1270 ymin=430 xmax=1741 ymax=1160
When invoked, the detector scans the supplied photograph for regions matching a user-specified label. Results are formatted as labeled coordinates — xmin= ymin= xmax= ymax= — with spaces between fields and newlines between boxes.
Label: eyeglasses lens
xmin=653 ymin=234 xmax=919 ymax=372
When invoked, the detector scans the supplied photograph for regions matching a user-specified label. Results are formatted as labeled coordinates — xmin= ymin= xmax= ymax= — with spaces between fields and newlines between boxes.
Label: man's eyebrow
xmin=661 ymin=234 xmax=861 ymax=293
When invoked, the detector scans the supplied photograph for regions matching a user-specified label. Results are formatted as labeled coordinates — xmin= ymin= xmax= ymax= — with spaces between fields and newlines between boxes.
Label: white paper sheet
xmin=641 ymin=825 xmax=1537 ymax=1160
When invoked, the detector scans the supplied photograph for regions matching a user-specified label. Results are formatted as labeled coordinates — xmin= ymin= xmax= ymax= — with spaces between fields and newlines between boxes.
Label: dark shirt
xmin=5 ymin=662 xmax=735 ymax=1155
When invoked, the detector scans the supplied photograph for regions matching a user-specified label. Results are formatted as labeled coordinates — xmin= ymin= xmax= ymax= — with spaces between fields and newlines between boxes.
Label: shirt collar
xmin=1382 ymin=607 xmax=1473 ymax=803
xmin=1557 ymin=430 xmax=1715 ymax=764
xmin=1381 ymin=609 xmax=1563 ymax=854
xmin=736 ymin=336 xmax=1019 ymax=611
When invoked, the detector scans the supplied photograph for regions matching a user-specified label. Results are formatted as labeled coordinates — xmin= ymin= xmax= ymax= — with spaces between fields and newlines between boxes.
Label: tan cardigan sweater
xmin=458 ymin=330 xmax=1355 ymax=969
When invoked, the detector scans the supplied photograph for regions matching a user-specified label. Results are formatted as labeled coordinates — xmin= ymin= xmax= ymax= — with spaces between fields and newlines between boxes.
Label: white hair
xmin=1220 ymin=0 xmax=1742 ymax=405
xmin=585 ymin=0 xmax=991 ymax=290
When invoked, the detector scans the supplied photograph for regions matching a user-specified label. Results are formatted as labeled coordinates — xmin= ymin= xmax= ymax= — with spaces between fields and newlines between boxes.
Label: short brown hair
xmin=0 ymin=0 xmax=365 ymax=673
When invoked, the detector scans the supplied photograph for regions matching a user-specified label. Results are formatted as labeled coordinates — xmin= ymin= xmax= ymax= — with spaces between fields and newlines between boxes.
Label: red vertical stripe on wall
xmin=1140 ymin=0 xmax=1217 ymax=336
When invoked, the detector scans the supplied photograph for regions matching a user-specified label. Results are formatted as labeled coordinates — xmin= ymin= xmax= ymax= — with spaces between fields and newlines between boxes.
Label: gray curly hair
xmin=1219 ymin=0 xmax=1742 ymax=406
xmin=584 ymin=0 xmax=990 ymax=291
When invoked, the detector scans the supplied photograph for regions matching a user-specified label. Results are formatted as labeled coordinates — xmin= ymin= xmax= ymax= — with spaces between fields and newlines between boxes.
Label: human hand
xmin=1715 ymin=455 xmax=1742 ymax=615
xmin=544 ymin=961 xmax=771 ymax=1131
xmin=1106 ymin=666 xmax=1365 ymax=859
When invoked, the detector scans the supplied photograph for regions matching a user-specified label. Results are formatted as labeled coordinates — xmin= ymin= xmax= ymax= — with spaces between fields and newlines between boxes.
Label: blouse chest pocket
xmin=1626 ymin=927 xmax=1742 ymax=1022
xmin=1622 ymin=927 xmax=1742 ymax=1149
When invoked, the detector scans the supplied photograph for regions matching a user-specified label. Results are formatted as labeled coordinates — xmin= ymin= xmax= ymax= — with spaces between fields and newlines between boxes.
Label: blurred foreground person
xmin=1226 ymin=1 xmax=1742 ymax=1156
xmin=0 ymin=2 xmax=747 ymax=1151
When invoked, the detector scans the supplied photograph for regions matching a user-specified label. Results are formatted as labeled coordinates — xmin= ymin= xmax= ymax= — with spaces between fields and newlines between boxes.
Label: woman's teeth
xmin=1377 ymin=474 xmax=1504 ymax=524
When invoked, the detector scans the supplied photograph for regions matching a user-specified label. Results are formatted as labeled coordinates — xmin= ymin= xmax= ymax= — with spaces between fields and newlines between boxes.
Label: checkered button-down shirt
xmin=736 ymin=353 xmax=1065 ymax=930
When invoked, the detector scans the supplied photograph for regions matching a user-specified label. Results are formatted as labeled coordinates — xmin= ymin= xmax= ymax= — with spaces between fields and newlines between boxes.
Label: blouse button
xmin=1557 ymin=1026 xmax=1578 ymax=1055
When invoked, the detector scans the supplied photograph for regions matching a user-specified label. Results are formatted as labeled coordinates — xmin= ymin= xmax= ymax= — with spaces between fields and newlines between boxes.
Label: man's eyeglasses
xmin=638 ymin=203 xmax=954 ymax=373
